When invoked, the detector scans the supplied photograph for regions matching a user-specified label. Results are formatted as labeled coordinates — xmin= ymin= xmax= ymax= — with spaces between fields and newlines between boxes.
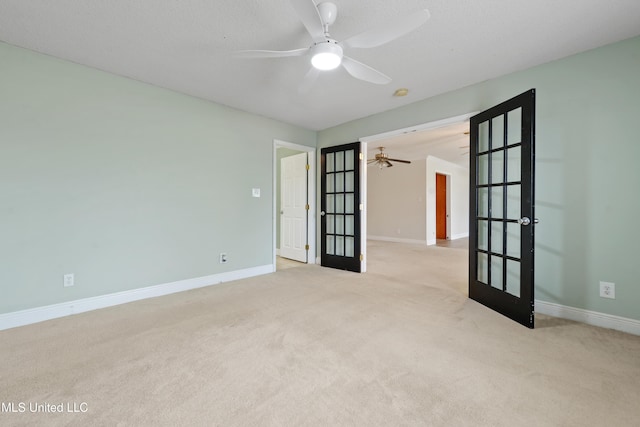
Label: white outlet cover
xmin=252 ymin=188 xmax=260 ymax=198
xmin=599 ymin=281 xmax=615 ymax=299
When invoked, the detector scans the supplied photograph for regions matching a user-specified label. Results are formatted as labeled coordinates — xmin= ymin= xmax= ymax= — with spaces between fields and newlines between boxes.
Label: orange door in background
xmin=436 ymin=173 xmax=447 ymax=239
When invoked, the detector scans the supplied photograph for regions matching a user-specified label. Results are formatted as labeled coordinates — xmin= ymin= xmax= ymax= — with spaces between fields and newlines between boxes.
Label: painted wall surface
xmin=367 ymin=159 xmax=426 ymax=243
xmin=426 ymin=157 xmax=469 ymax=244
xmin=0 ymin=42 xmax=315 ymax=314
xmin=275 ymin=147 xmax=304 ymax=249
xmin=318 ymin=36 xmax=640 ymax=321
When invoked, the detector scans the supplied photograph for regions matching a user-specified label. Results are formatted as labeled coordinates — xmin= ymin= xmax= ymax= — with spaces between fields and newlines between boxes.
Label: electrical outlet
xmin=219 ymin=253 xmax=228 ymax=264
xmin=63 ymin=273 xmax=74 ymax=287
xmin=599 ymin=281 xmax=615 ymax=299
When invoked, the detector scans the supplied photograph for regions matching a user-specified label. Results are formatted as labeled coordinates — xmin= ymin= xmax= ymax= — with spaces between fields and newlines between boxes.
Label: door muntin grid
xmin=475 ymin=107 xmax=523 ymax=297
xmin=324 ymin=150 xmax=356 ymax=257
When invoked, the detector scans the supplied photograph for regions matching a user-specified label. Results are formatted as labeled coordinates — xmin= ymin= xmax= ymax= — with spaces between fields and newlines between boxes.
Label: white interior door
xmin=280 ymin=152 xmax=308 ymax=262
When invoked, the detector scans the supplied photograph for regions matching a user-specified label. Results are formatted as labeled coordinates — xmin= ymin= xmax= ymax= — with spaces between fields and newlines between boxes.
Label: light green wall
xmin=318 ymin=36 xmax=640 ymax=321
xmin=275 ymin=147 xmax=304 ymax=249
xmin=0 ymin=42 xmax=315 ymax=314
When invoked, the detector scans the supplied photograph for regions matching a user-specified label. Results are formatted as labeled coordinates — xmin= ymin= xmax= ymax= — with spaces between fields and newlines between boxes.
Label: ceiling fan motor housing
xmin=318 ymin=2 xmax=338 ymax=26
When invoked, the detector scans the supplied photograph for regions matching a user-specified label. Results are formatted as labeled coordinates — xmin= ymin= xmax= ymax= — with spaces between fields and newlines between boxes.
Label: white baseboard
xmin=451 ymin=233 xmax=469 ymax=240
xmin=368 ymin=235 xmax=427 ymax=245
xmin=0 ymin=264 xmax=273 ymax=331
xmin=427 ymin=234 xmax=468 ymax=246
xmin=536 ymin=300 xmax=640 ymax=336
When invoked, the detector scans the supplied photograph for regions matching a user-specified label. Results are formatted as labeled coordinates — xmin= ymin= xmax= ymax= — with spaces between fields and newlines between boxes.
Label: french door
xmin=320 ymin=142 xmax=361 ymax=272
xmin=469 ymin=89 xmax=536 ymax=328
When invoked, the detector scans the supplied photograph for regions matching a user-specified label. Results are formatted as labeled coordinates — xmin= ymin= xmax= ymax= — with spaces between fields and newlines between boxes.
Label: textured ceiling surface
xmin=1 ymin=0 xmax=640 ymax=135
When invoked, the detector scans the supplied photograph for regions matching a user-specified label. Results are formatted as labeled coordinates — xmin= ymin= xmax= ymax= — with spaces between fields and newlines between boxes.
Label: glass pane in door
xmin=506 ymin=222 xmax=520 ymax=258
xmin=491 ymin=257 xmax=503 ymax=290
xmin=507 ymin=108 xmax=522 ymax=146
xmin=478 ymin=154 xmax=489 ymax=185
xmin=479 ymin=121 xmax=490 ymax=152
xmin=507 ymin=146 xmax=521 ymax=183
xmin=478 ymin=253 xmax=489 ymax=284
xmin=506 ymin=260 xmax=521 ymax=297
xmin=492 ymin=115 xmax=505 ymax=149
xmin=492 ymin=150 xmax=504 ymax=184
xmin=478 ymin=220 xmax=489 ymax=251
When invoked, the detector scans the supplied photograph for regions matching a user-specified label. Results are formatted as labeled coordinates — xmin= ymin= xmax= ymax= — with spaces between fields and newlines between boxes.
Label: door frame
xmin=359 ymin=111 xmax=479 ymax=259
xmin=280 ymin=151 xmax=309 ymax=263
xmin=273 ymin=139 xmax=316 ymax=270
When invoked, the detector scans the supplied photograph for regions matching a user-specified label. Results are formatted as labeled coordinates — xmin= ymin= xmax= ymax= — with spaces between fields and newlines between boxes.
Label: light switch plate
xmin=64 ymin=273 xmax=74 ymax=287
xmin=252 ymin=188 xmax=260 ymax=198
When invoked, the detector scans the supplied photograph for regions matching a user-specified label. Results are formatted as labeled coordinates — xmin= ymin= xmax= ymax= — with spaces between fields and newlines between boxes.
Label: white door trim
xmin=273 ymin=140 xmax=316 ymax=269
xmin=360 ymin=112 xmax=479 ymax=144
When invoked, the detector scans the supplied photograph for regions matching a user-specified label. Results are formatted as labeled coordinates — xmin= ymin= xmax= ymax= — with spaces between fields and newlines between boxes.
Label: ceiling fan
xmin=368 ymin=147 xmax=411 ymax=168
xmin=235 ymin=0 xmax=430 ymax=91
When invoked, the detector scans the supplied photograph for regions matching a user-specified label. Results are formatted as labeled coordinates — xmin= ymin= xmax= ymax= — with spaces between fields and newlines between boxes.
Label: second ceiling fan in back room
xmin=368 ymin=147 xmax=411 ymax=169
xmin=235 ymin=0 xmax=430 ymax=92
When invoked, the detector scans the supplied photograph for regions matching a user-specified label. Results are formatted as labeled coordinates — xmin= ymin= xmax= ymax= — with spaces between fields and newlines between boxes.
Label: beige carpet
xmin=1 ymin=240 xmax=639 ymax=426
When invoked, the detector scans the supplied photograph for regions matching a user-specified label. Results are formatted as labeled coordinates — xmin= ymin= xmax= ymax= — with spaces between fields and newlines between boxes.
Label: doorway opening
xmin=273 ymin=140 xmax=316 ymax=271
xmin=436 ymin=172 xmax=450 ymax=241
xmin=360 ymin=112 xmax=476 ymax=273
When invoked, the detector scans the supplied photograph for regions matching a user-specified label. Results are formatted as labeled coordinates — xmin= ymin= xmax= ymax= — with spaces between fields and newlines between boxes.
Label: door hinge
xmin=360 ymin=254 xmax=364 ymax=261
xmin=305 ymin=244 xmax=310 ymax=250
xmin=305 ymin=164 xmax=310 ymax=171
xmin=305 ymin=204 xmax=310 ymax=210
xmin=359 ymin=152 xmax=363 ymax=160
xmin=359 ymin=203 xmax=363 ymax=211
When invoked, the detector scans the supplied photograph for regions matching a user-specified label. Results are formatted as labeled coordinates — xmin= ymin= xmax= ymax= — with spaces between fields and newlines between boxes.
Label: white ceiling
xmin=1 ymin=0 xmax=639 ymax=137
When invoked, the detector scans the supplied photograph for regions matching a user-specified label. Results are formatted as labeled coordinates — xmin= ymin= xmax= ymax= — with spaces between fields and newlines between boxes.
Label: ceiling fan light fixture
xmin=311 ymin=42 xmax=343 ymax=70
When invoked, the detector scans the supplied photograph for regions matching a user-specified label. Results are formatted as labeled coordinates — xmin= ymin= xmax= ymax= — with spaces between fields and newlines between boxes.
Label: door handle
xmin=518 ymin=217 xmax=540 ymax=226
xmin=320 ymin=211 xmax=325 ymax=216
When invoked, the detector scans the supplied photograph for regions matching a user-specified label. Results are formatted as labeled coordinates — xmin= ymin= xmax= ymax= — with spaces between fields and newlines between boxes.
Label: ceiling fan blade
xmin=385 ymin=161 xmax=394 ymax=168
xmin=290 ymin=0 xmax=326 ymax=43
xmin=387 ymin=158 xmax=411 ymax=164
xmin=234 ymin=48 xmax=309 ymax=59
xmin=367 ymin=159 xmax=378 ymax=164
xmin=298 ymin=67 xmax=320 ymax=94
xmin=341 ymin=9 xmax=430 ymax=49
xmin=341 ymin=56 xmax=391 ymax=85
